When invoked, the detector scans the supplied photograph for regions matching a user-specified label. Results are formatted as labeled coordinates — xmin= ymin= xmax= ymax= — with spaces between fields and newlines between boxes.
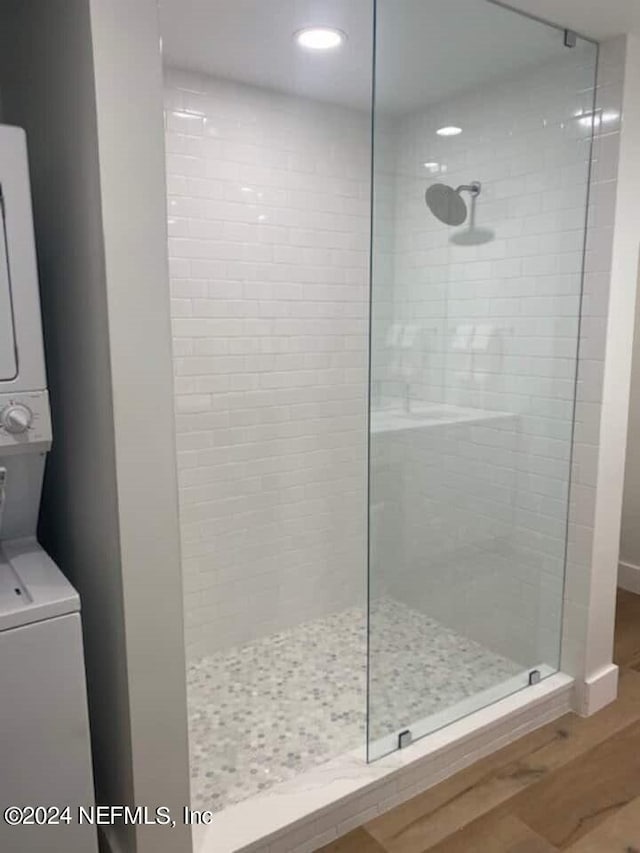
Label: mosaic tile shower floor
xmin=187 ymin=598 xmax=521 ymax=811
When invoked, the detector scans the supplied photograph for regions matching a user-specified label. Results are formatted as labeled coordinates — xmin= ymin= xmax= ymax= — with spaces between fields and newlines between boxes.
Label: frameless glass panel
xmin=367 ymin=0 xmax=598 ymax=759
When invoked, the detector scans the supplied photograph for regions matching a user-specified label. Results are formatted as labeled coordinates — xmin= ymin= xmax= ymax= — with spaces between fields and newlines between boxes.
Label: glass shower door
xmin=367 ymin=0 xmax=598 ymax=759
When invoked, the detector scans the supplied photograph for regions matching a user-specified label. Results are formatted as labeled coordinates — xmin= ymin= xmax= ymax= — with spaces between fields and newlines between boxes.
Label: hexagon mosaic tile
xmin=187 ymin=598 xmax=521 ymax=811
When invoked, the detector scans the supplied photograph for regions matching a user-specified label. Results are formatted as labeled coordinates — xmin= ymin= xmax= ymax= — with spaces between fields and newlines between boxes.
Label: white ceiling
xmin=158 ymin=0 xmax=638 ymax=113
xmin=159 ymin=0 xmax=374 ymax=110
xmin=501 ymin=0 xmax=640 ymax=40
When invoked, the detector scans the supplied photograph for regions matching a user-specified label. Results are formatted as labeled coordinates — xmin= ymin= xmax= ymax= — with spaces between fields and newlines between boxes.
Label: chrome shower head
xmin=425 ymin=181 xmax=481 ymax=226
xmin=425 ymin=183 xmax=467 ymax=226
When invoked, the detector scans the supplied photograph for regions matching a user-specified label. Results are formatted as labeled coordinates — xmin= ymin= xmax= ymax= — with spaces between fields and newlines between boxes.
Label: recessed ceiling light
xmin=295 ymin=27 xmax=346 ymax=51
xmin=423 ymin=162 xmax=440 ymax=172
xmin=436 ymin=126 xmax=462 ymax=137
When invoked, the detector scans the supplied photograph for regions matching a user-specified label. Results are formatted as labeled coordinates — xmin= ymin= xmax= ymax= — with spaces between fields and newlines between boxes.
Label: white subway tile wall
xmin=164 ymin=69 xmax=371 ymax=659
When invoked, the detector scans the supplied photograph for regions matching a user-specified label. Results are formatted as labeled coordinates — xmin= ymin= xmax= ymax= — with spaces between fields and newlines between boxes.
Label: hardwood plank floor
xmin=510 ymin=718 xmax=640 ymax=848
xmin=565 ymin=794 xmax=640 ymax=852
xmin=365 ymin=672 xmax=640 ymax=853
xmin=317 ymin=588 xmax=640 ymax=853
xmin=318 ymin=829 xmax=387 ymax=853
xmin=426 ymin=814 xmax=558 ymax=853
xmin=615 ymin=589 xmax=640 ymax=670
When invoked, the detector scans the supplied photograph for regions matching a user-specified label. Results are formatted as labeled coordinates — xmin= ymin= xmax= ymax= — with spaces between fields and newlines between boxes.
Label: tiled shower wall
xmin=164 ymin=69 xmax=370 ymax=659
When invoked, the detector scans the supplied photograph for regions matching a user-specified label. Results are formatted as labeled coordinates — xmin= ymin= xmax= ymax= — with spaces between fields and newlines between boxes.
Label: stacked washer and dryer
xmin=0 ymin=126 xmax=97 ymax=852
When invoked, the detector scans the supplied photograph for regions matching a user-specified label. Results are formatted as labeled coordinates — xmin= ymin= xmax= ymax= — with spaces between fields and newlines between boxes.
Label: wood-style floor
xmin=318 ymin=589 xmax=640 ymax=853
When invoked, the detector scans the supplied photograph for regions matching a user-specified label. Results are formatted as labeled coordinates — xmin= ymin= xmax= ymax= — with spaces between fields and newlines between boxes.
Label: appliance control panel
xmin=0 ymin=390 xmax=51 ymax=453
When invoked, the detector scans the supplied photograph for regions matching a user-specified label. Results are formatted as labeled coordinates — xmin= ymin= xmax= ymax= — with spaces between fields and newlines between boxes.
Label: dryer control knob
xmin=1 ymin=404 xmax=33 ymax=434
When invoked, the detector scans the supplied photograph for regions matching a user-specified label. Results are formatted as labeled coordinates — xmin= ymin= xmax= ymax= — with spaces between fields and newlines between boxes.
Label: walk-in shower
xmin=158 ymin=0 xmax=597 ymax=836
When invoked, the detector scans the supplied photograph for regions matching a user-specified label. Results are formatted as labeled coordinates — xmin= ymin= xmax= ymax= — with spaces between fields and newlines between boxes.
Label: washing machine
xmin=0 ymin=126 xmax=98 ymax=853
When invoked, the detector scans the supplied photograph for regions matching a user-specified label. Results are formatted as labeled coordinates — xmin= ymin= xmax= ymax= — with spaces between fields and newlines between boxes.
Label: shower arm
xmin=456 ymin=181 xmax=481 ymax=198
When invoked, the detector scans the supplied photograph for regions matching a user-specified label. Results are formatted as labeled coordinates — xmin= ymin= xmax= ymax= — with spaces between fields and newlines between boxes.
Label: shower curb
xmin=194 ymin=673 xmax=573 ymax=853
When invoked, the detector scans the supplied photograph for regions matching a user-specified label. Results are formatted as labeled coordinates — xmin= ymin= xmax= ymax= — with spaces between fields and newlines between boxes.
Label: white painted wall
xmin=562 ymin=36 xmax=635 ymax=714
xmin=0 ymin=2 xmax=192 ymax=852
xmin=620 ymin=287 xmax=640 ymax=582
xmin=88 ymin=3 xmax=192 ymax=850
xmin=164 ymin=69 xmax=370 ymax=659
xmin=619 ymin=37 xmax=640 ymax=580
xmin=609 ymin=37 xmax=640 ymax=623
xmin=0 ymin=4 xmax=135 ymax=850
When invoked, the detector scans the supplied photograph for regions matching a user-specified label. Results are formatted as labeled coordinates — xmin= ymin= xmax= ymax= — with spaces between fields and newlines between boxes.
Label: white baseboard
xmin=619 ymin=560 xmax=640 ymax=593
xmin=573 ymin=663 xmax=620 ymax=716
